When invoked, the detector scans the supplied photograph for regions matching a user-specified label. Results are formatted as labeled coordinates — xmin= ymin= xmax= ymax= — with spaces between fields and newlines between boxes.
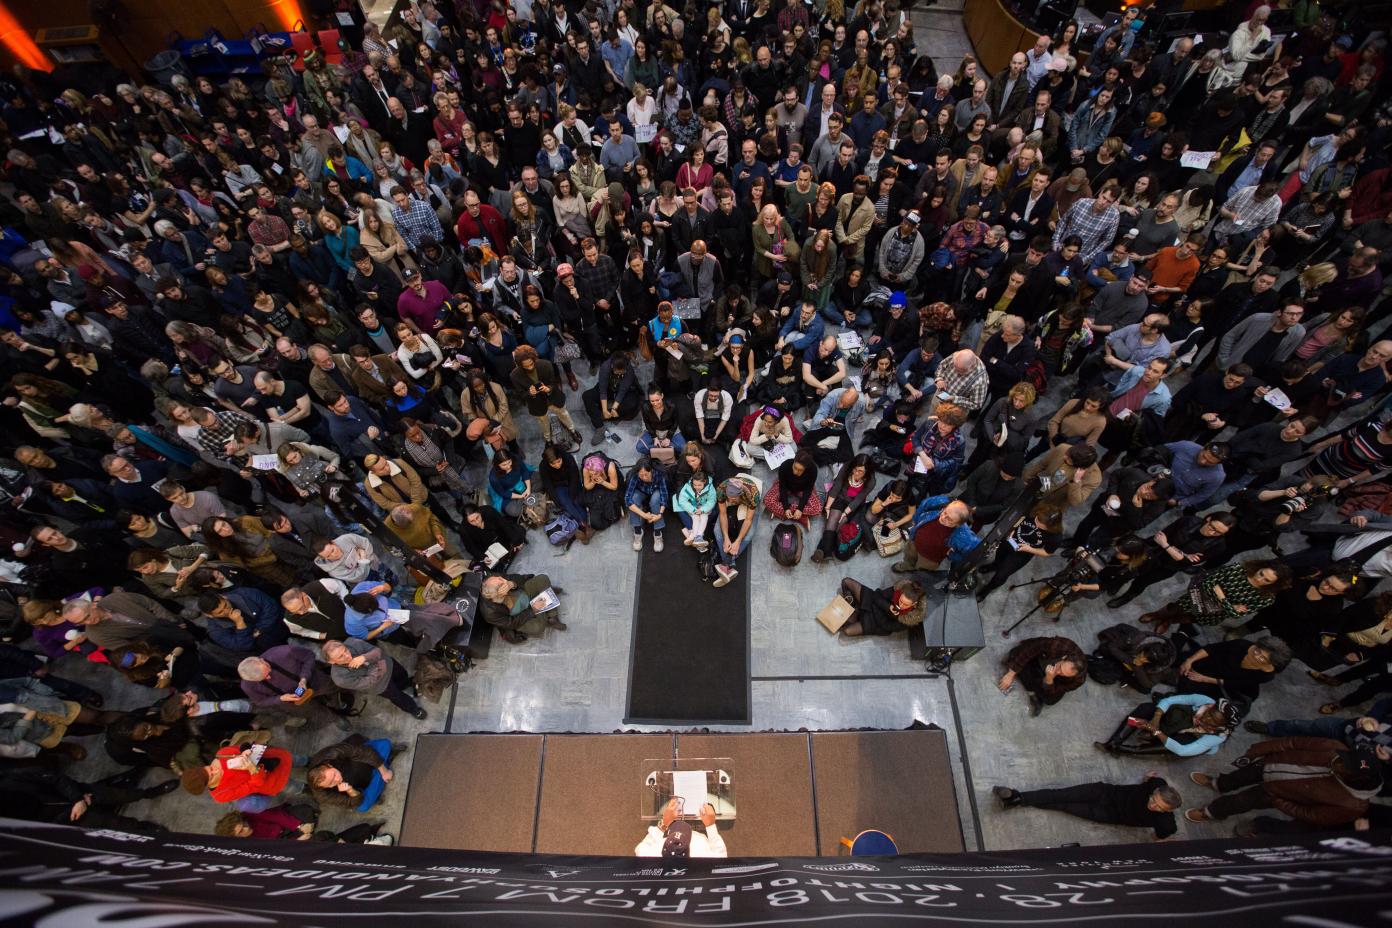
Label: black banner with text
xmin=0 ymin=820 xmax=1390 ymax=926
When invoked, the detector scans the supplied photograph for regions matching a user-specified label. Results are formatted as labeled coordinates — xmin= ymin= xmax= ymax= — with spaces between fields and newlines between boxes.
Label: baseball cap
xmin=905 ymin=210 xmax=921 ymax=225
xmin=401 ymin=266 xmax=419 ymax=280
xmin=777 ymin=271 xmax=793 ymax=284
xmin=556 ymin=262 xmax=574 ymax=277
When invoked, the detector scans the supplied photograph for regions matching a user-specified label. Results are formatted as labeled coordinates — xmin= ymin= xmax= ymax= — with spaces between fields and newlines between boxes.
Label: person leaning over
xmin=893 ymin=498 xmax=980 ymax=575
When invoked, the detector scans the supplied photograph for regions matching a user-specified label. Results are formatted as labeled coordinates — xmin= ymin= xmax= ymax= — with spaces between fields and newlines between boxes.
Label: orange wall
xmin=4 ymin=0 xmax=305 ymax=75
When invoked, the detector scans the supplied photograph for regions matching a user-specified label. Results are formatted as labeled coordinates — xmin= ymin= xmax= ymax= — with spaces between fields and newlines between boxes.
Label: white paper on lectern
xmin=671 ymin=770 xmax=707 ymax=815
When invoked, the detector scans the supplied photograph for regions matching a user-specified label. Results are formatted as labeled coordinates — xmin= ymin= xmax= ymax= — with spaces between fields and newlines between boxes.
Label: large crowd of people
xmin=0 ymin=0 xmax=1389 ymax=847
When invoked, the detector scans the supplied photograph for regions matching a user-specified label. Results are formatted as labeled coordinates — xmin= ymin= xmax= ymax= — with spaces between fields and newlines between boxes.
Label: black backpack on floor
xmin=770 ymin=522 xmax=802 ymax=567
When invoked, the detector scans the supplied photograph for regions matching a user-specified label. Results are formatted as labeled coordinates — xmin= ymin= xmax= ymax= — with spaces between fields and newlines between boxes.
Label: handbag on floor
xmin=872 ymin=519 xmax=903 ymax=557
xmin=520 ymin=493 xmax=551 ymax=529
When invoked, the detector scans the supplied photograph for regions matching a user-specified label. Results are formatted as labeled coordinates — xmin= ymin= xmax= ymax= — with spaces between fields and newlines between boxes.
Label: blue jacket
xmin=1154 ymin=693 xmax=1228 ymax=756
xmin=908 ymin=495 xmax=981 ymax=563
xmin=1067 ymin=100 xmax=1116 ymax=154
xmin=778 ymin=312 xmax=824 ymax=353
xmin=205 ymin=587 xmax=287 ymax=654
xmin=1111 ymin=365 xmax=1172 ymax=417
xmin=325 ymin=395 xmax=385 ymax=457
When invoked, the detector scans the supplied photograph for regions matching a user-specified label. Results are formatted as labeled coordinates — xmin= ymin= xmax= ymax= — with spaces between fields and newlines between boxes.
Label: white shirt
xmin=634 ymin=823 xmax=728 ymax=857
xmin=1335 ymin=531 xmax=1392 ymax=578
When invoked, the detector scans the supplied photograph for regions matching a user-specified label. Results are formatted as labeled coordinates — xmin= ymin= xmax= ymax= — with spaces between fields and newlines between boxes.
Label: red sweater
xmin=454 ymin=204 xmax=508 ymax=254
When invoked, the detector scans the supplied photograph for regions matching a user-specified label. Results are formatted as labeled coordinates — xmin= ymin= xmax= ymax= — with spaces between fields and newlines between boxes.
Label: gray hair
xmin=1255 ymin=636 xmax=1293 ymax=672
xmin=237 ymin=657 xmax=270 ymax=682
xmin=390 ymin=505 xmax=415 ymax=525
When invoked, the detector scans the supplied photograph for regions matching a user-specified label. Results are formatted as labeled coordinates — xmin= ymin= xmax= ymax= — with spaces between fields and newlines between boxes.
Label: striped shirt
xmin=1310 ymin=421 xmax=1392 ymax=481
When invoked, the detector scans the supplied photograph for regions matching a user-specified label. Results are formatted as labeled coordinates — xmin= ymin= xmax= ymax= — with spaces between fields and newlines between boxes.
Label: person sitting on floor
xmin=1095 ymin=692 xmax=1243 ymax=757
xmin=836 ymin=577 xmax=927 ymax=638
xmin=762 ymin=449 xmax=824 ymax=528
xmin=478 ymin=574 xmax=567 ymax=643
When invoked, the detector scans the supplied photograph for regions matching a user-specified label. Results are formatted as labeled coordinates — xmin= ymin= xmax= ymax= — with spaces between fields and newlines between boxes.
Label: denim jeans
xmin=636 ymin=432 xmax=686 ymax=456
xmin=553 ymin=485 xmax=588 ymax=525
xmin=713 ymin=519 xmax=753 ymax=566
xmin=817 ymin=301 xmax=845 ymax=325
xmin=1266 ymin=716 xmax=1350 ymax=740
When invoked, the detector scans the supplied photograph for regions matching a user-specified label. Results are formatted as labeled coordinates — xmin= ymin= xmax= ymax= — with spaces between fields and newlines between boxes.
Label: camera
xmin=1279 ymin=481 xmax=1339 ymax=515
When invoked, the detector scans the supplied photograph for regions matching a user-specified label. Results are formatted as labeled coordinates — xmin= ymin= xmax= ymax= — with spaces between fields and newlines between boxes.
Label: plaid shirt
xmin=1212 ymin=185 xmax=1283 ymax=239
xmin=1053 ymin=198 xmax=1120 ymax=263
xmin=196 ymin=410 xmax=254 ymax=465
xmin=935 ymin=358 xmax=990 ymax=412
xmin=624 ymin=470 xmax=669 ymax=513
xmin=391 ymin=199 xmax=444 ymax=251
xmin=574 ymin=253 xmax=621 ymax=304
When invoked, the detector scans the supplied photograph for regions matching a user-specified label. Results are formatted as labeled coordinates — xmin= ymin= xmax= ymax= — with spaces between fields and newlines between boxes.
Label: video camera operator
xmin=1036 ymin=535 xmax=1150 ymax=616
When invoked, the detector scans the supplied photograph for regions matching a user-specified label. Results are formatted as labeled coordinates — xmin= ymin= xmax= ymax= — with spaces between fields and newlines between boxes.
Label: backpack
xmin=770 ymin=522 xmax=803 ymax=567
xmin=697 ymin=550 xmax=718 ymax=582
xmin=1022 ymin=359 xmax=1048 ymax=393
xmin=1087 ymin=650 xmax=1124 ymax=685
xmin=544 ymin=512 xmax=579 ymax=545
xmin=928 ymin=247 xmax=955 ymax=271
xmin=834 ymin=520 xmax=863 ymax=561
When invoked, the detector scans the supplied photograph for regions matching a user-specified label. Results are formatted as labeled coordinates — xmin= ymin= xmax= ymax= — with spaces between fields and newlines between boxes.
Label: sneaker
xmin=653 ymin=533 xmax=664 ymax=552
xmin=1185 ymin=808 xmax=1212 ymax=823
xmin=891 ymin=561 xmax=915 ymax=574
xmin=992 ymin=786 xmax=1022 ymax=807
xmin=366 ymin=833 xmax=396 ymax=846
xmin=694 ymin=539 xmax=709 ymax=553
xmin=1243 ymin=720 xmax=1269 ymax=735
xmin=1189 ymin=771 xmax=1218 ymax=791
xmin=633 ymin=531 xmax=643 ymax=551
xmin=682 ymin=530 xmax=695 ymax=546
xmin=713 ymin=565 xmax=738 ymax=588
xmin=810 ymin=549 xmax=825 ymax=564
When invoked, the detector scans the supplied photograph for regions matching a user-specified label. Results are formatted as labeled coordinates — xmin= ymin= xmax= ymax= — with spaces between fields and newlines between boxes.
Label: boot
xmin=577 ymin=524 xmax=594 ymax=544
xmin=547 ymin=616 xmax=569 ymax=631
xmin=567 ymin=369 xmax=580 ymax=392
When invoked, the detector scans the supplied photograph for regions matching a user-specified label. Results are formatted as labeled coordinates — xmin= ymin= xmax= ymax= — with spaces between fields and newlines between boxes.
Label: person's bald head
xmin=837 ymin=387 xmax=860 ymax=408
xmin=940 ymin=500 xmax=971 ymax=526
xmin=951 ymin=349 xmax=978 ymax=373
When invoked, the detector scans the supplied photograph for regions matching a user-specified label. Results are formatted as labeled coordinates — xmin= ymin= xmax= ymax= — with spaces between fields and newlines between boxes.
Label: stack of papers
xmin=530 ymin=588 xmax=561 ymax=613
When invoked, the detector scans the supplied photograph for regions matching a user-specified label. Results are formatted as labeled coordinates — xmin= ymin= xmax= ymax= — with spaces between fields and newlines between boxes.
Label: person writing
xmin=635 ymin=798 xmax=727 ymax=857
